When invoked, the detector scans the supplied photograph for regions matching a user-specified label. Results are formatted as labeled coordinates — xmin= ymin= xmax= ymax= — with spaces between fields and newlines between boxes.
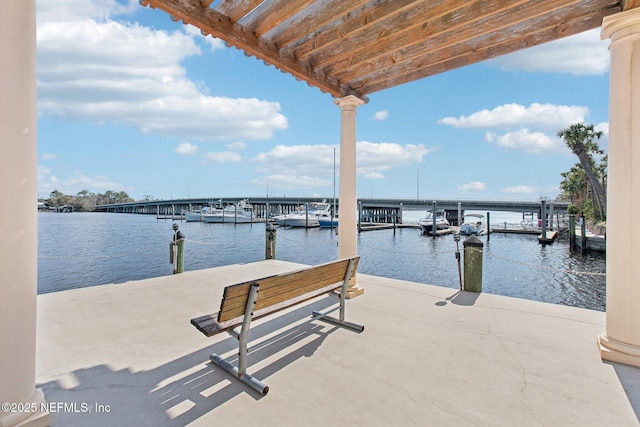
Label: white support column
xmin=335 ymin=95 xmax=365 ymax=298
xmin=599 ymin=8 xmax=640 ymax=368
xmin=0 ymin=1 xmax=49 ymax=426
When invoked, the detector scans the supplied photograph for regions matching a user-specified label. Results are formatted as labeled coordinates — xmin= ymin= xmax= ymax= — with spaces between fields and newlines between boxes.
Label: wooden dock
xmin=358 ymin=223 xmax=419 ymax=232
xmin=491 ymin=227 xmax=540 ymax=235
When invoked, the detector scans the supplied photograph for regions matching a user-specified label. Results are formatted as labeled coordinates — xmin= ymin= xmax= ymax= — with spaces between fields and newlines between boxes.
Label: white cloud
xmin=252 ymin=142 xmax=433 ymax=178
xmin=36 ymin=3 xmax=288 ymax=141
xmin=502 ymin=185 xmax=537 ymax=194
xmin=595 ymin=122 xmax=609 ymax=136
xmin=440 ymin=102 xmax=596 ymax=155
xmin=489 ymin=29 xmax=609 ymax=75
xmin=373 ymin=110 xmax=389 ymax=121
xmin=485 ymin=129 xmax=564 ymax=154
xmin=439 ymin=103 xmax=588 ymax=131
xmin=37 ymin=169 xmax=129 ymax=196
xmin=364 ymin=172 xmax=385 ymax=179
xmin=252 ymin=144 xmax=337 ymax=175
xmin=250 ymin=141 xmax=433 ymax=192
xmin=255 ymin=174 xmax=331 ymax=190
xmin=457 ymin=182 xmax=486 ymax=192
xmin=36 ymin=0 xmax=138 ymax=24
xmin=594 ymin=121 xmax=610 ymax=150
xmin=356 ymin=141 xmax=433 ymax=176
xmin=594 ymin=122 xmax=609 ymax=135
xmin=205 ymin=151 xmax=242 ymax=163
xmin=41 ymin=153 xmax=60 ymax=160
xmin=176 ymin=142 xmax=198 ymax=155
xmin=38 ymin=165 xmax=52 ymax=175
xmin=226 ymin=141 xmax=247 ymax=150
xmin=183 ymin=25 xmax=225 ymax=52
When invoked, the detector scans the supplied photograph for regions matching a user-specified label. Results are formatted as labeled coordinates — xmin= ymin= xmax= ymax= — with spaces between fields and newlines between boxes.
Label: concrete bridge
xmin=94 ymin=197 xmax=569 ymax=224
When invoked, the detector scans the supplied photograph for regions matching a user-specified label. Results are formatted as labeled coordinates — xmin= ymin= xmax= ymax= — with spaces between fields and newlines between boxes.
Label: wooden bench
xmin=191 ymin=257 xmax=363 ymax=395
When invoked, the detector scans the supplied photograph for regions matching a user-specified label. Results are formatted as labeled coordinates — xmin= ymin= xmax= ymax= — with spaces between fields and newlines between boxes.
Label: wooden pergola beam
xmin=358 ymin=10 xmax=613 ymax=94
xmin=141 ymin=0 xmax=365 ymax=99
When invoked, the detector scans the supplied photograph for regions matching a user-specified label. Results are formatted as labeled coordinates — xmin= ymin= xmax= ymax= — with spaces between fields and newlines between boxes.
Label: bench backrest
xmin=217 ymin=257 xmax=359 ymax=322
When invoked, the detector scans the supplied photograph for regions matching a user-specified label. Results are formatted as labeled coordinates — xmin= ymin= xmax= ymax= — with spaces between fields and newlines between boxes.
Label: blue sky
xmin=36 ymin=0 xmax=611 ymax=202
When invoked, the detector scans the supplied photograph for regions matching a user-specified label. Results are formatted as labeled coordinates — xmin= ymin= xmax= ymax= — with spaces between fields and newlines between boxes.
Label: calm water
xmin=38 ymin=212 xmax=606 ymax=311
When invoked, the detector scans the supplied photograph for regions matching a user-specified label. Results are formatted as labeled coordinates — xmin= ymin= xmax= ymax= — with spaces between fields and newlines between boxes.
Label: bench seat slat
xmin=217 ymin=258 xmax=358 ymax=322
xmin=191 ymin=281 xmax=344 ymax=337
xmin=221 ymin=258 xmax=357 ymax=299
xmin=255 ymin=279 xmax=344 ymax=310
xmin=218 ymin=265 xmax=355 ymax=320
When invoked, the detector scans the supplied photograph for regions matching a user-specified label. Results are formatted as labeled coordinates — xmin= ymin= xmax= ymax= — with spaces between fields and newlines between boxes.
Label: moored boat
xmin=204 ymin=200 xmax=254 ymax=223
xmin=459 ymin=213 xmax=486 ymax=235
xmin=184 ymin=205 xmax=222 ymax=222
xmin=318 ymin=212 xmax=338 ymax=228
xmin=274 ymin=200 xmax=332 ymax=227
xmin=419 ymin=210 xmax=450 ymax=235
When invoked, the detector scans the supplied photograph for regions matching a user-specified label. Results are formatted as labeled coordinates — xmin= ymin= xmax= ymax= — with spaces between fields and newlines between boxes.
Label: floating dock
xmin=538 ymin=230 xmax=559 ymax=244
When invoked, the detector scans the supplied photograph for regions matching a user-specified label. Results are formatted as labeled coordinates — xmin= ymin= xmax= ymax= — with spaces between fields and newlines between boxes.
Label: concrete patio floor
xmin=36 ymin=260 xmax=640 ymax=426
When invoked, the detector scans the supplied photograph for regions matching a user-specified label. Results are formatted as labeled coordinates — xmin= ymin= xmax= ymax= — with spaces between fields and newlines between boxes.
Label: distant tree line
xmin=557 ymin=123 xmax=607 ymax=225
xmin=42 ymin=189 xmax=134 ymax=212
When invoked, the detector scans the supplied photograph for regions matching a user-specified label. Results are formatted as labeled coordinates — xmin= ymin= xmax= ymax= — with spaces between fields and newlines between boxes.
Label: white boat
xmin=459 ymin=213 xmax=486 ymax=235
xmin=274 ymin=201 xmax=332 ymax=227
xmin=204 ymin=200 xmax=254 ymax=223
xmin=184 ymin=206 xmax=222 ymax=222
xmin=419 ymin=210 xmax=450 ymax=235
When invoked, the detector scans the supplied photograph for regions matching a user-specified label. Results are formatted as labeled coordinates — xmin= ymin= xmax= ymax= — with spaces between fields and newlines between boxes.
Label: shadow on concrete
xmin=435 ymin=290 xmax=480 ymax=307
xmin=39 ymin=298 xmax=336 ymax=427
xmin=610 ymin=362 xmax=640 ymax=422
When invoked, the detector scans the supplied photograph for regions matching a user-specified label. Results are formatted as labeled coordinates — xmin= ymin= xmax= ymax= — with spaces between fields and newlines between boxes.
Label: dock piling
xmin=569 ymin=215 xmax=576 ymax=251
xmin=265 ymin=222 xmax=276 ymax=259
xmin=463 ymin=235 xmax=483 ymax=293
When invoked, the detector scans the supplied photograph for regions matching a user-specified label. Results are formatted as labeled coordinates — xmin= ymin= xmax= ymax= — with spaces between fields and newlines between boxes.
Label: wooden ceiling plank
xmin=357 ymin=8 xmax=614 ymax=93
xmin=318 ymin=0 xmax=596 ymax=74
xmin=293 ymin=0 xmax=428 ymax=61
xmin=142 ymin=0 xmax=360 ymax=98
xmin=271 ymin=0 xmax=367 ymax=49
xmin=622 ymin=0 xmax=640 ymax=9
xmin=359 ymin=10 xmax=615 ymax=95
xmin=317 ymin=0 xmax=525 ymax=74
xmin=304 ymin=0 xmax=505 ymax=68
xmin=241 ymin=0 xmax=316 ymax=37
xmin=215 ymin=0 xmax=264 ymax=24
xmin=331 ymin=0 xmax=614 ymax=83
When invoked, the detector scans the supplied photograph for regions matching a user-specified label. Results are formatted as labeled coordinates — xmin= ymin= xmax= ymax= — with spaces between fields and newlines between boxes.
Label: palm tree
xmin=557 ymin=123 xmax=607 ymax=221
xmin=560 ymin=164 xmax=588 ymax=206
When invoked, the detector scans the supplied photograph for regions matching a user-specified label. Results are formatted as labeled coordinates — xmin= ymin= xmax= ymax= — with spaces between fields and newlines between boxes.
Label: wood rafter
xmin=140 ymin=0 xmax=633 ymax=99
xmin=334 ymin=0 xmax=619 ymax=92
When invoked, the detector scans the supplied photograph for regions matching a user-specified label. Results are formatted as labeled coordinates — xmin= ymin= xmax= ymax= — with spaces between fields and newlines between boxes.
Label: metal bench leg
xmin=313 ymin=259 xmax=364 ymax=333
xmin=210 ymin=353 xmax=269 ymax=395
xmin=210 ymin=283 xmax=269 ymax=395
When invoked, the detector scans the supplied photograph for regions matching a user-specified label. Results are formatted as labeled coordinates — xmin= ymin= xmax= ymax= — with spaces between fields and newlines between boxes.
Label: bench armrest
xmin=191 ymin=313 xmax=243 ymax=337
